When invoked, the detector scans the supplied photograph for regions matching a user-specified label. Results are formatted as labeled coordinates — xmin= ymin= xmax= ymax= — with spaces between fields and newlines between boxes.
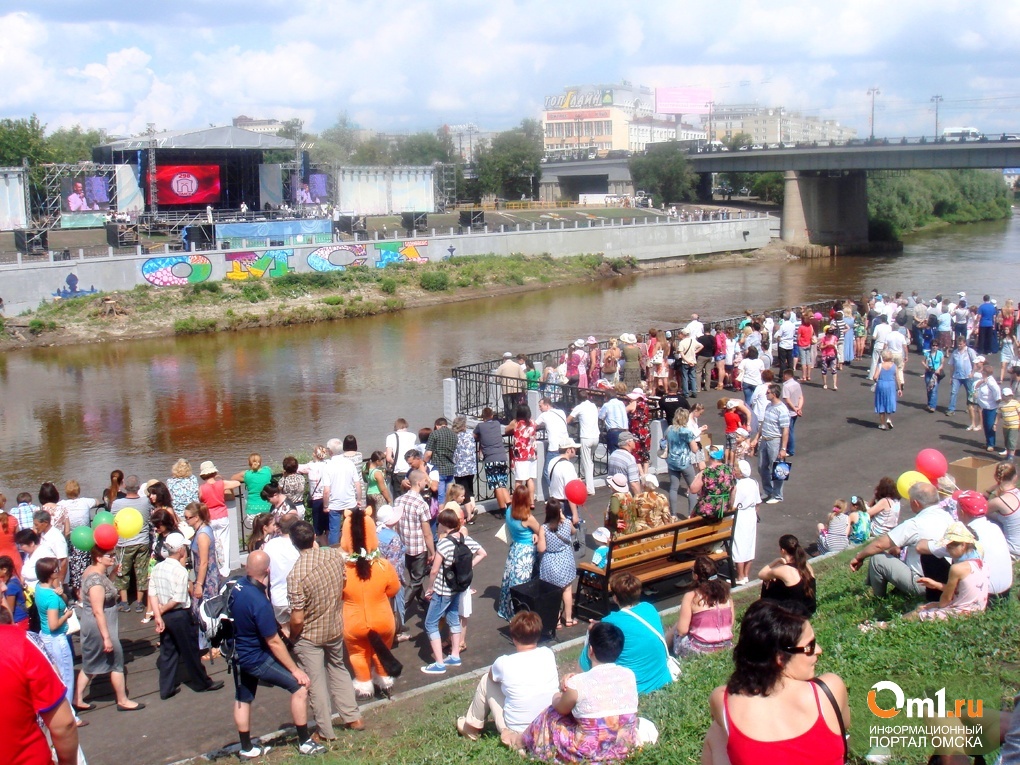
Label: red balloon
xmin=93 ymin=523 xmax=119 ymax=551
xmin=916 ymin=448 xmax=949 ymax=482
xmin=564 ymin=479 xmax=589 ymax=506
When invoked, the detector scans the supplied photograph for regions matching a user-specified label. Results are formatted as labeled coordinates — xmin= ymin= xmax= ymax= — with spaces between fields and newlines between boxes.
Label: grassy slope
xmin=269 ymin=550 xmax=1020 ymax=764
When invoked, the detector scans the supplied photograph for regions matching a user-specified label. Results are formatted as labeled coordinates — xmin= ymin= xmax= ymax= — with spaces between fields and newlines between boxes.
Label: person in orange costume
xmin=341 ymin=507 xmax=401 ymax=698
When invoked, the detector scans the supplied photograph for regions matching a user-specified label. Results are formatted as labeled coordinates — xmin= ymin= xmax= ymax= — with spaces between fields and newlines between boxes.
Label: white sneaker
xmin=239 ymin=744 xmax=272 ymax=759
xmin=765 ymin=497 xmax=782 ymax=504
xmin=298 ymin=739 xmax=327 ymax=756
xmin=735 ymin=577 xmax=750 ymax=586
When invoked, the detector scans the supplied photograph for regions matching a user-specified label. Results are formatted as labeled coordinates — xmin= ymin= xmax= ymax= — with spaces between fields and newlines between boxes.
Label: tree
xmin=723 ymin=132 xmax=753 ymax=151
xmin=46 ymin=125 xmax=107 ymax=164
xmin=0 ymin=115 xmax=50 ymax=168
xmin=350 ymin=136 xmax=392 ymax=166
xmin=392 ymin=132 xmax=452 ymax=165
xmin=316 ymin=112 xmax=358 ymax=165
xmin=751 ymin=172 xmax=784 ymax=203
xmin=474 ymin=124 xmax=542 ymax=199
xmin=628 ymin=142 xmax=698 ymax=205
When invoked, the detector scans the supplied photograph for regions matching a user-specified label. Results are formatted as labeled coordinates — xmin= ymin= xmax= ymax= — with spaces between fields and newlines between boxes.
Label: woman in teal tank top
xmin=497 ymin=487 xmax=541 ymax=620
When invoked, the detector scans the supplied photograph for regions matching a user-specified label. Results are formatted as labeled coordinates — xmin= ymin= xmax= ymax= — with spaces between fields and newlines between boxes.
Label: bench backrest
xmin=603 ymin=514 xmax=734 ymax=577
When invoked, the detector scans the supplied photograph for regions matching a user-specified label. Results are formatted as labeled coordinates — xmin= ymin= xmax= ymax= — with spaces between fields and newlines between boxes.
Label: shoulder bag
xmin=622 ymin=607 xmax=681 ymax=682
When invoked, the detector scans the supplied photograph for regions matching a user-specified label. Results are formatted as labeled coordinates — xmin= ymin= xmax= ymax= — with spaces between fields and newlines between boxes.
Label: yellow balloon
xmin=114 ymin=507 xmax=144 ymax=539
xmin=897 ymin=470 xmax=931 ymax=499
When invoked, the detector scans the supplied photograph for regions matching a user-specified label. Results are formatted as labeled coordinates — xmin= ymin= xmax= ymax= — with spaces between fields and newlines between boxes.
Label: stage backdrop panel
xmin=116 ymin=165 xmax=144 ymax=213
xmin=0 ymin=170 xmax=28 ymax=231
xmin=390 ymin=168 xmax=434 ymax=213
xmin=337 ymin=166 xmax=434 ymax=215
xmin=149 ymin=165 xmax=221 ymax=205
xmin=260 ymin=164 xmax=283 ymax=209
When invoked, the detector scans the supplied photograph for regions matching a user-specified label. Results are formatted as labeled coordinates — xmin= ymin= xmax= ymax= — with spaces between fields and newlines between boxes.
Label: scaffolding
xmin=434 ymin=162 xmax=456 ymax=212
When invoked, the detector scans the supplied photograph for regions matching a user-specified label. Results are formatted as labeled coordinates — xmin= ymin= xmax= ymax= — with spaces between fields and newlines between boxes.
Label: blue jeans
xmin=680 ymin=363 xmax=697 ymax=396
xmin=787 ymin=415 xmax=798 ymax=456
xmin=327 ymin=507 xmax=355 ymax=546
xmin=758 ymin=438 xmax=783 ymax=501
xmin=234 ymin=654 xmax=301 ymax=703
xmin=437 ymin=475 xmax=455 ymax=506
xmin=424 ymin=591 xmax=461 ymax=641
xmin=742 ymin=384 xmax=754 ymax=406
xmin=947 ymin=377 xmax=974 ymax=413
xmin=983 ymin=408 xmax=998 ymax=448
xmin=924 ymin=372 xmax=941 ymax=409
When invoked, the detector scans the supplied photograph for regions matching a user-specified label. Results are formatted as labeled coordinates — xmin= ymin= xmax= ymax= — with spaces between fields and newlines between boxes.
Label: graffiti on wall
xmin=52 ymin=272 xmax=99 ymax=299
xmin=139 ymin=240 xmax=430 ymax=287
xmin=141 ymin=254 xmax=214 ymax=286
xmin=306 ymin=244 xmax=368 ymax=272
xmin=225 ymin=249 xmax=292 ymax=281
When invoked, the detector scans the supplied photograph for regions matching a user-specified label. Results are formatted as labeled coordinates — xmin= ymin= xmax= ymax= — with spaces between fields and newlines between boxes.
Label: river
xmin=1 ymin=213 xmax=1017 ymax=497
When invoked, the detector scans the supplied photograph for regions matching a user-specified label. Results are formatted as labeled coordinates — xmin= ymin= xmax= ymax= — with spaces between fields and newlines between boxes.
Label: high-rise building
xmin=540 ymin=82 xmax=705 ymax=156
xmin=702 ymin=105 xmax=856 ymax=145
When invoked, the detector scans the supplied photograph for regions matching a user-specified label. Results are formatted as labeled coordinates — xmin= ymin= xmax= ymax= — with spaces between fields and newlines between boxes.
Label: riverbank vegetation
xmin=868 ymin=169 xmax=1012 ymax=239
xmin=268 ymin=549 xmax=1017 ymax=765
xmin=8 ymin=253 xmax=639 ymax=344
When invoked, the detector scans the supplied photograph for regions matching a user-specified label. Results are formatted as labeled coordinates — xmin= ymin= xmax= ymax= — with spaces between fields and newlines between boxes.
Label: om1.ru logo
xmin=868 ymin=681 xmax=983 ymax=719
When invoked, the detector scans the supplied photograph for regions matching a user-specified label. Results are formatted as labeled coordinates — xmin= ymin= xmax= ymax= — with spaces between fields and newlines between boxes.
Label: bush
xmin=191 ymin=281 xmax=221 ymax=295
xmin=419 ymin=271 xmax=450 ymax=291
xmin=173 ymin=317 xmax=218 ymax=335
xmin=321 ymin=295 xmax=344 ymax=306
xmin=380 ymin=277 xmax=397 ymax=295
xmin=28 ymin=319 xmax=46 ymax=335
xmin=240 ymin=283 xmax=270 ymax=303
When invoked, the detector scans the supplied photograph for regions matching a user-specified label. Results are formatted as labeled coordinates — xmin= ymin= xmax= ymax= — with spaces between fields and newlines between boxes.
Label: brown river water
xmin=1 ymin=214 xmax=1017 ymax=498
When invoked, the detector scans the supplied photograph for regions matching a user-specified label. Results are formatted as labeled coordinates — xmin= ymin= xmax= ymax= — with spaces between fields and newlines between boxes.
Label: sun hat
xmin=607 ymin=474 xmax=629 ymax=492
xmin=735 ymin=427 xmax=749 ymax=437
xmin=574 ymin=338 xmax=585 ymax=348
xmin=736 ymin=459 xmax=752 ymax=478
xmin=641 ymin=474 xmax=660 ymax=488
xmin=592 ymin=526 xmax=612 ymax=545
xmin=586 ymin=335 xmax=597 ymax=345
xmin=559 ymin=438 xmax=581 ymax=450
xmin=163 ymin=532 xmax=188 ymax=553
xmin=627 ymin=387 xmax=646 ymax=400
xmin=375 ymin=503 xmax=402 ymax=527
xmin=955 ymin=490 xmax=988 ymax=517
xmin=940 ymin=522 xmax=977 ymax=546
xmin=620 ymin=333 xmax=637 ymax=344
xmin=199 ymin=460 xmax=218 ymax=477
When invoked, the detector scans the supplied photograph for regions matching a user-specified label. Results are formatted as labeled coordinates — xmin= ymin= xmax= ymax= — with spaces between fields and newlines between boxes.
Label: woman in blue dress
xmin=497 ymin=486 xmax=540 ymax=620
xmin=538 ymin=499 xmax=578 ymax=627
xmin=872 ymin=350 xmax=902 ymax=430
xmin=843 ymin=312 xmax=856 ymax=364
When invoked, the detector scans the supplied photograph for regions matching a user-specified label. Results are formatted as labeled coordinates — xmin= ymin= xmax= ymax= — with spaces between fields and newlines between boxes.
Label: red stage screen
xmin=150 ymin=165 xmax=221 ymax=205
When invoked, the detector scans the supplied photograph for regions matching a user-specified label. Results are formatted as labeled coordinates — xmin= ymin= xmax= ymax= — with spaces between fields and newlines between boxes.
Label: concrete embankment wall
xmin=0 ymin=217 xmax=773 ymax=316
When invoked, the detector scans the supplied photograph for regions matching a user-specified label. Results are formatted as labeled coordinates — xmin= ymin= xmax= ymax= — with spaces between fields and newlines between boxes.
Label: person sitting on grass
xmin=906 ymin=523 xmax=989 ymax=621
xmin=665 ymin=556 xmax=734 ymax=659
xmin=816 ymin=500 xmax=850 ymax=554
xmin=516 ymin=621 xmax=647 ymax=761
xmin=456 ymin=611 xmax=558 ymax=745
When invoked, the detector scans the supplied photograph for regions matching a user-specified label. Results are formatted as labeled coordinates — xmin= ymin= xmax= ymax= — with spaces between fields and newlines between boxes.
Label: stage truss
xmin=38 ymin=163 xmax=121 ymax=232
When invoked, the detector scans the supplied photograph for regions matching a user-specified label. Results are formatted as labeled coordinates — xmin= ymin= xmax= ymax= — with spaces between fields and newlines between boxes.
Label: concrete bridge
xmin=540 ymin=140 xmax=1020 ymax=245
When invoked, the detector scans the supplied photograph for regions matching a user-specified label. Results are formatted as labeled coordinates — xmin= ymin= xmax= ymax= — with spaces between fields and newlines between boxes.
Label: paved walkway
xmin=74 ymin=355 xmax=998 ymax=764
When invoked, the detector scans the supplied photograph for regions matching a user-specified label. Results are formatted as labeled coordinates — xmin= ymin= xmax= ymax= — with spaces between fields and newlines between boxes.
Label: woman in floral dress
xmin=497 ymin=487 xmax=540 ymax=621
xmin=506 ymin=404 xmax=538 ymax=508
xmin=625 ymin=389 xmax=651 ymax=473
xmin=516 ymin=621 xmax=640 ymax=762
xmin=691 ymin=447 xmax=735 ymax=521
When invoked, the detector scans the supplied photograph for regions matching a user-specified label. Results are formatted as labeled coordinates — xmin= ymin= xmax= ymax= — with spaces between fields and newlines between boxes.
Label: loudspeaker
xmin=336 ymin=215 xmax=368 ymax=235
xmin=182 ymin=224 xmax=213 ymax=250
xmin=15 ymin=229 xmax=47 ymax=253
xmin=401 ymin=212 xmax=427 ymax=235
xmin=509 ymin=579 xmax=563 ymax=639
xmin=459 ymin=210 xmax=484 ymax=229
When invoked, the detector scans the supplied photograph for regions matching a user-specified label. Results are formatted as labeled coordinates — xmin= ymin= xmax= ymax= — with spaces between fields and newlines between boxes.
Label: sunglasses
xmin=784 ymin=637 xmax=817 ymax=655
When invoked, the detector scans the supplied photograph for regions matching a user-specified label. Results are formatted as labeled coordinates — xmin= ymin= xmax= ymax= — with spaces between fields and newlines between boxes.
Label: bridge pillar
xmin=780 ymin=170 xmax=869 ymax=246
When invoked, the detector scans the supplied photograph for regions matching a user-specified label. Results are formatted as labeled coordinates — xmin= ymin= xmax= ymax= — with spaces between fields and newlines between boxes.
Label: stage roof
xmin=100 ymin=126 xmax=296 ymax=152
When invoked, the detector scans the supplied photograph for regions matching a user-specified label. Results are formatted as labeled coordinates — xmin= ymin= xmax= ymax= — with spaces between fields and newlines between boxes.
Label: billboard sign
xmin=655 ymin=87 xmax=714 ymax=115
xmin=544 ymin=89 xmax=614 ymax=111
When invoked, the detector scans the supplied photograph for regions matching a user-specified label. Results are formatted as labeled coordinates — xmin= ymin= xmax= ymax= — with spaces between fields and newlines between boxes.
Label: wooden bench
xmin=574 ymin=514 xmax=736 ymax=621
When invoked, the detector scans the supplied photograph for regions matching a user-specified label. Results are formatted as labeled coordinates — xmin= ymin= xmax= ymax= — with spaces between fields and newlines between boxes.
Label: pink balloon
xmin=565 ymin=479 xmax=589 ymax=506
xmin=916 ymin=448 xmax=949 ymax=482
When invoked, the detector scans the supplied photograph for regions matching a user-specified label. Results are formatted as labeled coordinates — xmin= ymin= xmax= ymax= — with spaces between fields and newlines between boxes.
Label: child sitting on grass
xmin=816 ymin=498 xmax=850 ymax=554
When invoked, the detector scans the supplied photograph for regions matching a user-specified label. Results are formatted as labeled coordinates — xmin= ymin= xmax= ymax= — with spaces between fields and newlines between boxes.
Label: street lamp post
xmin=931 ymin=95 xmax=943 ymax=140
xmin=868 ymin=87 xmax=880 ymax=141
xmin=705 ymin=101 xmax=715 ymax=148
xmin=575 ymin=117 xmax=582 ymax=156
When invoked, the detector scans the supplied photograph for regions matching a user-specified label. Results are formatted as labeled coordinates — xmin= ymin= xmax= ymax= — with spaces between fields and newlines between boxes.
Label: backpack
xmin=442 ymin=533 xmax=474 ymax=593
xmin=198 ymin=577 xmax=243 ymax=662
xmin=602 ymin=349 xmax=618 ymax=374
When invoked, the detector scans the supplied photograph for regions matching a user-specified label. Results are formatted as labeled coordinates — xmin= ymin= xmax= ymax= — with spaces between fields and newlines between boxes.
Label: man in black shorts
xmin=230 ymin=550 xmax=324 ymax=758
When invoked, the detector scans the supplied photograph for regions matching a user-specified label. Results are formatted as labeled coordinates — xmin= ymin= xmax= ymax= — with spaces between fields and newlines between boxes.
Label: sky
xmin=3 ymin=0 xmax=1020 ymax=139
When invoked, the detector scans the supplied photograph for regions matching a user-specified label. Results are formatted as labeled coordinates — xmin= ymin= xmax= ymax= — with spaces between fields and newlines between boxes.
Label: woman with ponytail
xmin=758 ymin=534 xmax=816 ymax=615
xmin=341 ymin=506 xmax=401 ymax=699
xmin=666 ymin=556 xmax=734 ymax=658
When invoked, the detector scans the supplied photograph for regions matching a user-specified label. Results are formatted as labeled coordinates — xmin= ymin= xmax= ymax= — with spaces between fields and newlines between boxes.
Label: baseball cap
xmin=617 ymin=431 xmax=636 ymax=444
xmin=955 ymin=490 xmax=988 ymax=517
xmin=1004 ymin=388 xmax=1014 ymax=397
xmin=163 ymin=532 xmax=188 ymax=553
xmin=503 ymin=351 xmax=513 ymax=358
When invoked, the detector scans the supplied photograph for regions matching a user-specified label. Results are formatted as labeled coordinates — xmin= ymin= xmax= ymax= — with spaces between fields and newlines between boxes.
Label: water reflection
xmin=1 ymin=215 xmax=1016 ymax=496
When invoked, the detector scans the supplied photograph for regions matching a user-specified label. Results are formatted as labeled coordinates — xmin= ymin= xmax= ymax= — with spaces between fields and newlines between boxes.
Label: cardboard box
xmin=700 ymin=430 xmax=713 ymax=450
xmin=948 ymin=456 xmax=999 ymax=494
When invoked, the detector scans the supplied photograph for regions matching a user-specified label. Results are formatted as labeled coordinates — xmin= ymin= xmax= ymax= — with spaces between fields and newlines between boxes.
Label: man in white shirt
xmin=148 ymin=533 xmax=223 ymax=698
xmin=568 ymin=390 xmax=600 ymax=495
xmin=918 ymin=490 xmax=1012 ymax=600
xmin=598 ymin=387 xmax=630 ymax=452
xmin=15 ymin=529 xmax=58 ymax=592
xmin=322 ymin=437 xmax=363 ymax=546
xmin=536 ymin=397 xmax=569 ymax=499
xmin=33 ymin=509 xmax=68 ymax=584
xmin=780 ymin=369 xmax=804 ymax=458
xmin=883 ymin=328 xmax=907 ymax=385
xmin=850 ymin=483 xmax=952 ymax=598
xmin=496 ymin=352 xmax=527 ymax=420
xmin=547 ymin=439 xmax=581 ymax=524
xmin=264 ymin=515 xmax=302 ymax=624
xmin=683 ymin=313 xmax=704 ymax=340
xmin=774 ymin=311 xmax=796 ymax=373
xmin=870 ymin=316 xmax=892 ymax=377
xmin=384 ymin=418 xmax=416 ymax=499
xmin=974 ymin=364 xmax=1002 ymax=451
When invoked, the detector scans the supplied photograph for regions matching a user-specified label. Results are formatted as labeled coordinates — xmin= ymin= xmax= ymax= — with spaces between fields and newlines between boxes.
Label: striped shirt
xmin=1001 ymin=399 xmax=1020 ymax=429
xmin=149 ymin=557 xmax=191 ymax=610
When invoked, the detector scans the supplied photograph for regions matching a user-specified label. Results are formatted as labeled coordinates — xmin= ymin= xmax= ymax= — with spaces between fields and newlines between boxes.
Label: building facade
xmin=703 ymin=105 xmax=857 ymax=145
xmin=541 ymin=83 xmax=704 ymax=156
xmin=232 ymin=115 xmax=285 ymax=134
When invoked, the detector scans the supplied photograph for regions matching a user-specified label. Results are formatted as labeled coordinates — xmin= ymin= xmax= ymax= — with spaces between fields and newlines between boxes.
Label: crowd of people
xmin=6 ymin=286 xmax=1020 ymax=764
